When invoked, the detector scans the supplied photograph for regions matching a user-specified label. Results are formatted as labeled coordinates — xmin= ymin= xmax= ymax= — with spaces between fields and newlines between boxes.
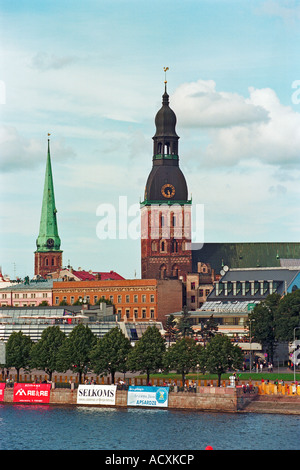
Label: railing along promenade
xmin=1 ymin=373 xmax=300 ymax=397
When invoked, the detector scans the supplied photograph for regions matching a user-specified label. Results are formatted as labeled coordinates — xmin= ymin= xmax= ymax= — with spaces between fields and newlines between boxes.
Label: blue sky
xmin=1 ymin=0 xmax=300 ymax=279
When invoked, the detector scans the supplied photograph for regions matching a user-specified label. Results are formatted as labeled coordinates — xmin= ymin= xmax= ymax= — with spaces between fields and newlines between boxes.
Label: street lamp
xmin=293 ymin=327 xmax=300 ymax=383
xmin=249 ymin=318 xmax=255 ymax=372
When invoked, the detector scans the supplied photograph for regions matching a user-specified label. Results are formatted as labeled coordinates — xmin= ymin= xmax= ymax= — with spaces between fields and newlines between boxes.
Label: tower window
xmin=160 ymin=240 xmax=167 ymax=253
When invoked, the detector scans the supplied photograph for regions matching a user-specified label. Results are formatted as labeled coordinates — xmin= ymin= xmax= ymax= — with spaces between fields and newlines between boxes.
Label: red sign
xmin=0 ymin=383 xmax=5 ymax=402
xmin=13 ymin=383 xmax=51 ymax=403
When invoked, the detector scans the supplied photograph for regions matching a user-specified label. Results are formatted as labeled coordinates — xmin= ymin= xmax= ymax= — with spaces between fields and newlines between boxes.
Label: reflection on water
xmin=0 ymin=405 xmax=299 ymax=450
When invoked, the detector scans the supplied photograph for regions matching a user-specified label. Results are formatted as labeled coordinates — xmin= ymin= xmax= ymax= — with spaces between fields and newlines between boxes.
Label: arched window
xmin=151 ymin=241 xmax=157 ymax=252
xmin=160 ymin=239 xmax=167 ymax=253
xmin=160 ymin=264 xmax=167 ymax=279
xmin=172 ymin=265 xmax=179 ymax=278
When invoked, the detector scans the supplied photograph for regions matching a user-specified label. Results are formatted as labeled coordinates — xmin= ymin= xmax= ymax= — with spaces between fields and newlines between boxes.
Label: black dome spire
xmin=143 ymin=82 xmax=189 ymax=203
xmin=154 ymin=85 xmax=179 ymax=139
xmin=152 ymin=83 xmax=179 ymax=158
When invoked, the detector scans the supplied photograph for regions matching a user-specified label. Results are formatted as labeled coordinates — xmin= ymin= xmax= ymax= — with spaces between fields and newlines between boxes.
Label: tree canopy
xmin=91 ymin=327 xmax=132 ymax=384
xmin=127 ymin=326 xmax=166 ymax=383
xmin=30 ymin=326 xmax=66 ymax=380
xmin=203 ymin=334 xmax=244 ymax=386
xmin=56 ymin=323 xmax=97 ymax=383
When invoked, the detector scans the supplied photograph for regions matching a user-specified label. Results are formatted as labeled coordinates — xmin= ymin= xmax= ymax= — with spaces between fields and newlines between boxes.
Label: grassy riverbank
xmin=138 ymin=371 xmax=300 ymax=382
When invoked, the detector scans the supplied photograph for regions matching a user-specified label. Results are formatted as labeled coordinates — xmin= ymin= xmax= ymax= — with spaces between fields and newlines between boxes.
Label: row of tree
xmin=248 ymin=290 xmax=300 ymax=363
xmin=3 ymin=324 xmax=244 ymax=387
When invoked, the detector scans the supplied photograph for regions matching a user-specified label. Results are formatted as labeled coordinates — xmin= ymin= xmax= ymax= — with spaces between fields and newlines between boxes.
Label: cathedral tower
xmin=141 ymin=80 xmax=192 ymax=280
xmin=34 ymin=138 xmax=62 ymax=278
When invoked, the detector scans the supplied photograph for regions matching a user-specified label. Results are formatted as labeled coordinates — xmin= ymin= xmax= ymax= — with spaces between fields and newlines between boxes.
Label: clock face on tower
xmin=161 ymin=183 xmax=175 ymax=199
xmin=47 ymin=238 xmax=54 ymax=248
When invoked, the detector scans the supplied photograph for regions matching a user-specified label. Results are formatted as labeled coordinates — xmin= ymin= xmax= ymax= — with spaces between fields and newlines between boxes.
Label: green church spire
xmin=36 ymin=138 xmax=61 ymax=252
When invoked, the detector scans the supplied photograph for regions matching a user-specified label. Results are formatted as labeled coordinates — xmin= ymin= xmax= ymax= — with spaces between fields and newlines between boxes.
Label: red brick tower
xmin=141 ymin=81 xmax=192 ymax=281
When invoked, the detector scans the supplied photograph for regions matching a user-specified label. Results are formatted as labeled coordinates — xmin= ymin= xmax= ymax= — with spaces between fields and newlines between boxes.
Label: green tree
xmin=176 ymin=306 xmax=194 ymax=338
xmin=165 ymin=314 xmax=177 ymax=346
xmin=248 ymin=293 xmax=281 ymax=363
xmin=56 ymin=324 xmax=97 ymax=383
xmin=204 ymin=334 xmax=244 ymax=386
xmin=127 ymin=326 xmax=166 ymax=384
xmin=199 ymin=315 xmax=218 ymax=343
xmin=30 ymin=326 xmax=66 ymax=381
xmin=5 ymin=331 xmax=33 ymax=382
xmin=164 ymin=337 xmax=202 ymax=386
xmin=275 ymin=289 xmax=300 ymax=342
xmin=91 ymin=327 xmax=132 ymax=384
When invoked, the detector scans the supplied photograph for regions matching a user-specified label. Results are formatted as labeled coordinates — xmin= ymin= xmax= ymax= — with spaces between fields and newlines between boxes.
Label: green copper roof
xmin=36 ymin=140 xmax=61 ymax=253
xmin=192 ymin=242 xmax=300 ymax=273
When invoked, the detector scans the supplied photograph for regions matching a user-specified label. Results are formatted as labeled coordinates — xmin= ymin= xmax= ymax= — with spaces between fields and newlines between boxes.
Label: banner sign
xmin=0 ymin=383 xmax=5 ymax=402
xmin=13 ymin=383 xmax=51 ymax=403
xmin=127 ymin=386 xmax=169 ymax=408
xmin=77 ymin=385 xmax=117 ymax=405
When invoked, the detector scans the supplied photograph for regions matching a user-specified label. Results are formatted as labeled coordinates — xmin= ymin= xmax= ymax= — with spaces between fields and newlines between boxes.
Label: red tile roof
xmin=72 ymin=270 xmax=124 ymax=281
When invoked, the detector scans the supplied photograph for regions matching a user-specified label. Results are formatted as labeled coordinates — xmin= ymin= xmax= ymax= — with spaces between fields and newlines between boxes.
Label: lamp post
xmin=249 ymin=318 xmax=255 ymax=372
xmin=293 ymin=327 xmax=300 ymax=383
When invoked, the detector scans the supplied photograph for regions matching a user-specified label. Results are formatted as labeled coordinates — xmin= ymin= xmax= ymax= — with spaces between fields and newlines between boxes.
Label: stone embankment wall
xmin=2 ymin=386 xmax=256 ymax=412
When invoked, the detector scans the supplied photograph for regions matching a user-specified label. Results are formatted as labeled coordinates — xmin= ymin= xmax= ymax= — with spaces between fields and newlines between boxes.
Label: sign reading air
xmin=161 ymin=183 xmax=175 ymax=199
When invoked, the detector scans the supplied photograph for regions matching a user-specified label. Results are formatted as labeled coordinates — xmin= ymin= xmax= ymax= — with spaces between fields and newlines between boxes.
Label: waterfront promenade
xmin=1 ymin=371 xmax=300 ymax=415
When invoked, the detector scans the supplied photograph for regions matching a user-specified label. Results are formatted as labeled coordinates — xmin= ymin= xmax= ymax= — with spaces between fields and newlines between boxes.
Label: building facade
xmin=0 ymin=304 xmax=164 ymax=343
xmin=34 ymin=139 xmax=62 ymax=278
xmin=52 ymin=278 xmax=182 ymax=326
xmin=186 ymin=262 xmax=220 ymax=311
xmin=172 ymin=267 xmax=300 ymax=359
xmin=141 ymin=83 xmax=192 ymax=281
xmin=0 ymin=280 xmax=53 ymax=307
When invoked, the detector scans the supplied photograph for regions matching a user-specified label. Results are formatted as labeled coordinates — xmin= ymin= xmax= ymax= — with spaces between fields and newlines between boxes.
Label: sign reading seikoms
xmin=127 ymin=386 xmax=169 ymax=408
xmin=0 ymin=383 xmax=5 ymax=402
xmin=77 ymin=385 xmax=117 ymax=405
xmin=13 ymin=383 xmax=51 ymax=404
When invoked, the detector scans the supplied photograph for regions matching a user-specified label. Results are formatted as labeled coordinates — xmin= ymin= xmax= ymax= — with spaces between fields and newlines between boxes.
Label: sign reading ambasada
xmin=77 ymin=385 xmax=117 ymax=405
xmin=13 ymin=383 xmax=51 ymax=403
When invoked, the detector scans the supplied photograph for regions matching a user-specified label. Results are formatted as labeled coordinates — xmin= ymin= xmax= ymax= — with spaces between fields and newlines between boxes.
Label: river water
xmin=0 ymin=405 xmax=299 ymax=451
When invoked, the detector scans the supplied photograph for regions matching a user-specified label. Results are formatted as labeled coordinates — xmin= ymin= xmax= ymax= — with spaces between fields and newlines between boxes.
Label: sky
xmin=1 ymin=0 xmax=300 ymax=279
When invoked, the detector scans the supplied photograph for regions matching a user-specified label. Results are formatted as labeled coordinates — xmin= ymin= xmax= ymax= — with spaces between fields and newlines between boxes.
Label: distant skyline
xmin=1 ymin=0 xmax=300 ymax=279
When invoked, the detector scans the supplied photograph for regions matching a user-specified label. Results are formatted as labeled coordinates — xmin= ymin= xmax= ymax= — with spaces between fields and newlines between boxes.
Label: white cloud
xmin=257 ymin=0 xmax=300 ymax=23
xmin=171 ymin=79 xmax=269 ymax=128
xmin=172 ymin=80 xmax=300 ymax=168
xmin=0 ymin=125 xmax=76 ymax=172
xmin=30 ymin=52 xmax=78 ymax=71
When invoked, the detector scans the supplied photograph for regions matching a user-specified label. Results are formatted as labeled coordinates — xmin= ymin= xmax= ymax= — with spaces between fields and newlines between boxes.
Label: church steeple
xmin=153 ymin=81 xmax=179 ymax=161
xmin=34 ymin=138 xmax=62 ymax=278
xmin=140 ymin=75 xmax=192 ymax=282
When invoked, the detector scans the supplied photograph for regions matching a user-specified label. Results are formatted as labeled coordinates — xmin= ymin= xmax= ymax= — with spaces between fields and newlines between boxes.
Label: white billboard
xmin=77 ymin=385 xmax=117 ymax=405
